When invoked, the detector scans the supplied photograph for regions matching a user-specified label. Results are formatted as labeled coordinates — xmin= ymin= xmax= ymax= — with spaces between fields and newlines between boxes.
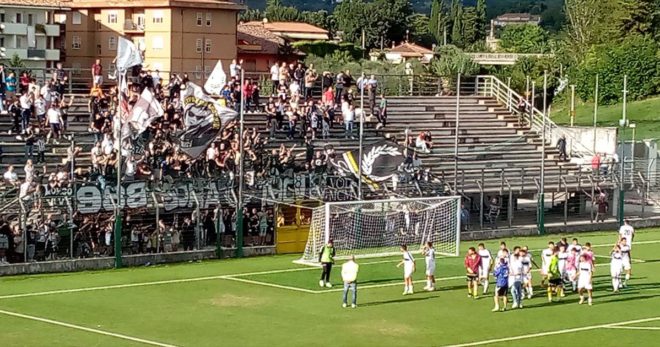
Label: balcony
xmin=43 ymin=24 xmax=61 ymax=37
xmin=0 ymin=23 xmax=28 ymax=35
xmin=1 ymin=48 xmax=60 ymax=61
xmin=123 ymin=19 xmax=145 ymax=34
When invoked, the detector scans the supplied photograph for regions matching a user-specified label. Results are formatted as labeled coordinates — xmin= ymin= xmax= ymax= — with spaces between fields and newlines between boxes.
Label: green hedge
xmin=292 ymin=41 xmax=364 ymax=60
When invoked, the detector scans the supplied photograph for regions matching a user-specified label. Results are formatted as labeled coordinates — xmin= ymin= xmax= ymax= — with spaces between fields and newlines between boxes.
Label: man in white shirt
xmin=19 ymin=93 xmax=33 ymax=133
xmin=270 ymin=63 xmax=280 ymax=95
xmin=342 ymin=102 xmax=354 ymax=139
xmin=3 ymin=166 xmax=18 ymax=186
xmin=46 ymin=104 xmax=63 ymax=144
xmin=341 ymin=256 xmax=359 ymax=308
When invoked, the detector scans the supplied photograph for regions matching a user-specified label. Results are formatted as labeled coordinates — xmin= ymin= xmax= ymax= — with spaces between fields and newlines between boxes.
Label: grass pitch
xmin=2 ymin=229 xmax=660 ymax=347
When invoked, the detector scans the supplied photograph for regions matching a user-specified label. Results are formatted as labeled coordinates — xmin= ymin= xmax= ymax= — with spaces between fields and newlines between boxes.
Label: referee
xmin=319 ymin=240 xmax=335 ymax=288
xmin=341 ymin=256 xmax=359 ymax=308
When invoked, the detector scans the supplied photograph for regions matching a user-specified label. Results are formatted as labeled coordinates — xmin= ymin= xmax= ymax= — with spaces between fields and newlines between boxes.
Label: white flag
xmin=130 ymin=88 xmax=163 ymax=135
xmin=204 ymin=60 xmax=227 ymax=95
xmin=116 ymin=37 xmax=143 ymax=72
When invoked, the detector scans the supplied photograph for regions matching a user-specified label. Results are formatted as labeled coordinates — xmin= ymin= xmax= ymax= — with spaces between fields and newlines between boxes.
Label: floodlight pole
xmin=358 ymin=72 xmax=364 ymax=199
xmin=592 ymin=75 xmax=599 ymax=155
xmin=618 ymin=75 xmax=628 ymax=227
xmin=538 ymin=71 xmax=547 ymax=234
xmin=453 ymin=73 xmax=461 ymax=192
xmin=236 ymin=69 xmax=245 ymax=258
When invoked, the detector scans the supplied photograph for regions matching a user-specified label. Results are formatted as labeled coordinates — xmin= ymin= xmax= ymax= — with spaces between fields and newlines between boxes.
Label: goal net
xmin=295 ymin=196 xmax=461 ymax=265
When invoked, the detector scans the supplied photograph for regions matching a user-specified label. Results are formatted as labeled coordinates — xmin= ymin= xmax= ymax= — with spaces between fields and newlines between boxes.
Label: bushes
xmin=574 ymin=35 xmax=660 ymax=104
xmin=292 ymin=41 xmax=363 ymax=60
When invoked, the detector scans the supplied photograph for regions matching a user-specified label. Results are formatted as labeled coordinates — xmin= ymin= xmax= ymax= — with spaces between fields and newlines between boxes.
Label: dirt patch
xmin=353 ymin=319 xmax=414 ymax=337
xmin=206 ymin=294 xmax=265 ymax=308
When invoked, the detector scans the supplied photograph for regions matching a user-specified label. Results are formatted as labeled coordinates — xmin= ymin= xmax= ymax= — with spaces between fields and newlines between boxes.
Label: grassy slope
xmin=551 ymin=96 xmax=660 ymax=141
xmin=1 ymin=229 xmax=660 ymax=347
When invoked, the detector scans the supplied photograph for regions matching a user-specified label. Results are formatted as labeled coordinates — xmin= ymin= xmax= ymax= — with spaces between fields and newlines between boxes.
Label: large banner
xmin=327 ymin=140 xmax=408 ymax=190
xmin=177 ymin=82 xmax=237 ymax=158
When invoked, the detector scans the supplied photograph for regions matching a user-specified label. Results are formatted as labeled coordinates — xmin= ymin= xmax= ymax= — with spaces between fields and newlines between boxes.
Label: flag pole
xmin=114 ymin=71 xmax=125 ymax=268
xmin=236 ymin=69 xmax=245 ymax=258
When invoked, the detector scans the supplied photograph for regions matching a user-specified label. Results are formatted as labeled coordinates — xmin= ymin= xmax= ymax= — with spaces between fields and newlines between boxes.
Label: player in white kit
xmin=618 ymin=219 xmax=635 ymax=247
xmin=397 ymin=244 xmax=416 ymax=295
xmin=619 ymin=238 xmax=632 ymax=287
xmin=422 ymin=242 xmax=436 ymax=291
xmin=520 ymin=246 xmax=537 ymax=299
xmin=497 ymin=242 xmax=508 ymax=263
xmin=540 ymin=241 xmax=555 ymax=286
xmin=477 ymin=243 xmax=493 ymax=294
xmin=610 ymin=244 xmax=624 ymax=292
xmin=575 ymin=255 xmax=594 ymax=305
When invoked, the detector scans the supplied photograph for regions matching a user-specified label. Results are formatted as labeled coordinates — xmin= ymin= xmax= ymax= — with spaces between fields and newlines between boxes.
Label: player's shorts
xmin=478 ymin=266 xmax=489 ymax=279
xmin=611 ymin=264 xmax=623 ymax=277
xmin=404 ymin=264 xmax=414 ymax=278
xmin=566 ymin=269 xmax=576 ymax=281
xmin=622 ymin=258 xmax=631 ymax=271
xmin=426 ymin=262 xmax=436 ymax=276
xmin=496 ymin=286 xmax=508 ymax=296
xmin=549 ymin=278 xmax=562 ymax=287
xmin=466 ymin=273 xmax=478 ymax=282
xmin=577 ymin=277 xmax=592 ymax=290
xmin=523 ymin=271 xmax=532 ymax=282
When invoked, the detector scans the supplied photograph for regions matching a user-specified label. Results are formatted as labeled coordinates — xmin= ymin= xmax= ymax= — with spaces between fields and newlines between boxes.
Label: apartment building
xmin=0 ymin=0 xmax=68 ymax=69
xmin=64 ymin=0 xmax=244 ymax=84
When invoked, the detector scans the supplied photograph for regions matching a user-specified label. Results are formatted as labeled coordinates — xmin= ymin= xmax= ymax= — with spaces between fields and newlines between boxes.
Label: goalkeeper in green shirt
xmin=546 ymin=246 xmax=564 ymax=302
xmin=319 ymin=240 xmax=336 ymax=288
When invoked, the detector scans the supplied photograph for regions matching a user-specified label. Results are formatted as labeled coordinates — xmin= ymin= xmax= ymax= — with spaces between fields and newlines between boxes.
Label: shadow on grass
xmin=360 ymin=293 xmax=441 ymax=307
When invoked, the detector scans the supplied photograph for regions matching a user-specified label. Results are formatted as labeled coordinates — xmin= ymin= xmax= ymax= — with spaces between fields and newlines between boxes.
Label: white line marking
xmin=604 ymin=326 xmax=660 ymax=331
xmin=0 ymin=309 xmax=179 ymax=347
xmin=443 ymin=316 xmax=660 ymax=347
xmin=220 ymin=276 xmax=318 ymax=294
xmin=0 ymin=276 xmax=225 ymax=300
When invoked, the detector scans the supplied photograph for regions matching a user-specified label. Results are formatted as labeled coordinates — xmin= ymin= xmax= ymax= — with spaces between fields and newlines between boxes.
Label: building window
xmin=0 ymin=13 xmax=4 ymax=23
xmin=152 ymin=36 xmax=164 ymax=50
xmin=195 ymin=38 xmax=202 ymax=53
xmin=205 ymin=13 xmax=212 ymax=26
xmin=107 ymin=11 xmax=118 ymax=24
xmin=204 ymin=39 xmax=211 ymax=53
xmin=0 ymin=37 xmax=4 ymax=49
xmin=27 ymin=14 xmax=33 ymax=26
xmin=152 ymin=10 xmax=163 ymax=23
xmin=204 ymin=65 xmax=212 ymax=78
xmin=72 ymin=36 xmax=81 ymax=49
xmin=72 ymin=12 xmax=81 ymax=25
xmin=196 ymin=12 xmax=202 ymax=26
xmin=194 ymin=66 xmax=202 ymax=80
xmin=15 ymin=13 xmax=22 ymax=24
xmin=108 ymin=36 xmax=117 ymax=50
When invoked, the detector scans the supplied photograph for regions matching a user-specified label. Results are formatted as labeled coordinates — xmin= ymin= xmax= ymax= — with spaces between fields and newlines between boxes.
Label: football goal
xmin=295 ymin=196 xmax=461 ymax=266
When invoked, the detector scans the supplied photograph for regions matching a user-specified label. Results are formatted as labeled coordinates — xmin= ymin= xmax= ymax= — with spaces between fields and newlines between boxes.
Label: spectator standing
xmin=0 ymin=65 xmax=5 ymax=114
xmin=34 ymin=94 xmax=47 ymax=125
xmin=18 ymin=72 xmax=30 ymax=95
xmin=19 ymin=92 xmax=33 ymax=134
xmin=46 ymin=103 xmax=63 ymax=144
xmin=293 ymin=63 xmax=306 ymax=94
xmin=342 ymin=100 xmax=354 ymax=139
xmin=270 ymin=62 xmax=280 ymax=94
xmin=5 ymin=72 xmax=17 ymax=101
xmin=91 ymin=59 xmax=103 ymax=87
xmin=341 ymin=256 xmax=359 ymax=308
xmin=304 ymin=67 xmax=317 ymax=100
xmin=334 ymin=71 xmax=345 ymax=105
xmin=24 ymin=126 xmax=35 ymax=160
xmin=556 ymin=136 xmax=567 ymax=161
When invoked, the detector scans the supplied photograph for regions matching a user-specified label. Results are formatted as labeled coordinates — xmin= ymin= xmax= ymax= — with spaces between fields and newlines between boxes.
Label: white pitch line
xmin=0 ymin=309 xmax=179 ymax=347
xmin=0 ymin=275 xmax=226 ymax=300
xmin=220 ymin=276 xmax=318 ymax=294
xmin=442 ymin=316 xmax=660 ymax=347
xmin=604 ymin=326 xmax=660 ymax=331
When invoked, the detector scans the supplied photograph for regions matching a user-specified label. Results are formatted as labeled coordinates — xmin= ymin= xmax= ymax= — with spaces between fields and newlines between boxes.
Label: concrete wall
xmin=0 ymin=246 xmax=275 ymax=276
xmin=555 ymin=126 xmax=618 ymax=157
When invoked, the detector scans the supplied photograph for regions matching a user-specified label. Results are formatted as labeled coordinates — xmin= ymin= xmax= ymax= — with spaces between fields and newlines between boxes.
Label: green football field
xmin=2 ymin=228 xmax=660 ymax=347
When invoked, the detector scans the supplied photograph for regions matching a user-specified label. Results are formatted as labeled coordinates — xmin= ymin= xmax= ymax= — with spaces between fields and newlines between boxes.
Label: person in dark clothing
xmin=556 ymin=136 xmax=567 ymax=161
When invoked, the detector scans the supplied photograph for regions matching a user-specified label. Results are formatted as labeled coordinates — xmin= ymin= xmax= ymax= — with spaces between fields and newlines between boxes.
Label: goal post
xmin=295 ymin=196 xmax=461 ymax=266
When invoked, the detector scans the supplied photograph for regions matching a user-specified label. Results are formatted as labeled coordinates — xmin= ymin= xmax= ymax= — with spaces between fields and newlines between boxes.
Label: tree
xmin=461 ymin=7 xmax=479 ymax=46
xmin=431 ymin=45 xmax=479 ymax=77
xmin=334 ymin=0 xmax=412 ymax=49
xmin=429 ymin=0 xmax=446 ymax=44
xmin=409 ymin=14 xmax=435 ymax=48
xmin=476 ymin=0 xmax=487 ymax=40
xmin=499 ymin=24 xmax=549 ymax=53
xmin=450 ymin=0 xmax=463 ymax=46
xmin=8 ymin=54 xmax=25 ymax=69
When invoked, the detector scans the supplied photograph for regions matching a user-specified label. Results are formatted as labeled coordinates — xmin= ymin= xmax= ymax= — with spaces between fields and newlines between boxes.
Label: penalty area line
xmin=0 ymin=309 xmax=180 ymax=347
xmin=442 ymin=316 xmax=660 ymax=347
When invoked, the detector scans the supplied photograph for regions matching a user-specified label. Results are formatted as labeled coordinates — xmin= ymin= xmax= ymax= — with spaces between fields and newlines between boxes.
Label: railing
xmin=475 ymin=75 xmax=595 ymax=160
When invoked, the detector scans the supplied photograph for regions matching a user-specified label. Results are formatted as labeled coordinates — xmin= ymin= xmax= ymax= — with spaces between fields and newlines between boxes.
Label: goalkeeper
xmin=319 ymin=240 xmax=336 ymax=288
